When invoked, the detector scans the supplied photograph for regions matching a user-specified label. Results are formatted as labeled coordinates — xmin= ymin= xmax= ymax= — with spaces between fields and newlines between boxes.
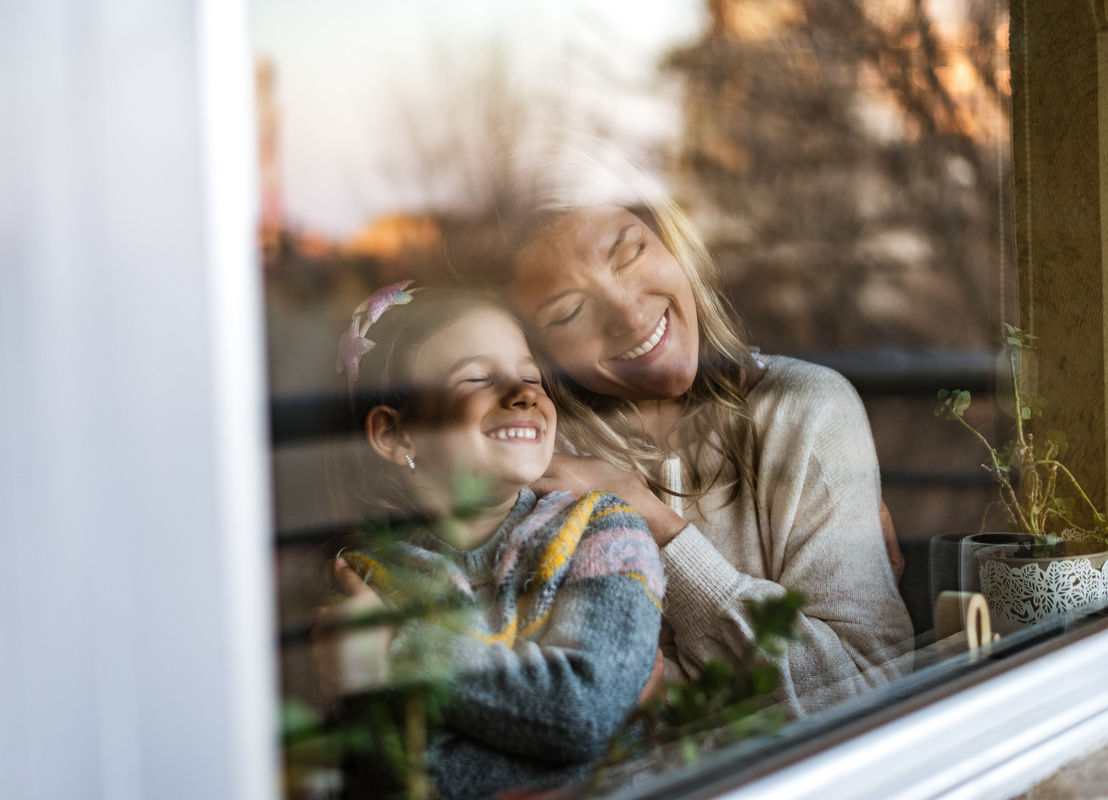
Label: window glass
xmin=251 ymin=3 xmax=1101 ymax=798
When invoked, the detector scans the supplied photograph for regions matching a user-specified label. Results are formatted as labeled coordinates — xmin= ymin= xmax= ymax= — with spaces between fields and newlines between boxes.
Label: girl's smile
xmin=402 ymin=306 xmax=557 ymax=508
xmin=484 ymin=421 xmax=543 ymax=440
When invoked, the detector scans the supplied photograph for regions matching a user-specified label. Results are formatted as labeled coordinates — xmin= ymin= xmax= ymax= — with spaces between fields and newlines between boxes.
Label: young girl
xmin=315 ymin=282 xmax=666 ymax=800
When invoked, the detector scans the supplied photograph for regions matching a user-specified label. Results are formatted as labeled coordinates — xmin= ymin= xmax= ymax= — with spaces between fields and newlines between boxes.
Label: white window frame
xmin=1 ymin=1 xmax=275 ymax=798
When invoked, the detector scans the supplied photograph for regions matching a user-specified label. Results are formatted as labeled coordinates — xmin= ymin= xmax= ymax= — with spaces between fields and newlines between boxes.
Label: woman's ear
xmin=365 ymin=406 xmax=414 ymax=467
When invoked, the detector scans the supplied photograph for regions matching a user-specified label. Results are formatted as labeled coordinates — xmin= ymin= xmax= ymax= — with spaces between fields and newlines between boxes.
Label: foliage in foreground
xmin=588 ymin=589 xmax=806 ymax=792
xmin=282 ymin=488 xmax=805 ymax=800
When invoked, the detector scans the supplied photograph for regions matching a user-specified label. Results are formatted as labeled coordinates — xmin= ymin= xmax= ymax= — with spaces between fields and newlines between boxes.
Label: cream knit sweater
xmin=658 ymin=355 xmax=914 ymax=714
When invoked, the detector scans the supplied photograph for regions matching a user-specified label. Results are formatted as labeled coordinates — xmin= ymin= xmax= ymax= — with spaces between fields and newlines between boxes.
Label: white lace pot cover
xmin=978 ymin=548 xmax=1108 ymax=634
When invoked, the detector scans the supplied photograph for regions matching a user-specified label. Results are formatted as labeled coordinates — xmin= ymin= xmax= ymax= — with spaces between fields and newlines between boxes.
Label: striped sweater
xmin=345 ymin=487 xmax=665 ymax=800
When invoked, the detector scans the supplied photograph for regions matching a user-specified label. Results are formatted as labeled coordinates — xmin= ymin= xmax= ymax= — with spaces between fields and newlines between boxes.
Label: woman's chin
xmin=634 ymin=361 xmax=698 ymax=400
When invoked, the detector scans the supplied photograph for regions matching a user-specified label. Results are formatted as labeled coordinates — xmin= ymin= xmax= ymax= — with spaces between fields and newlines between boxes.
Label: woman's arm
xmin=661 ymin=360 xmax=913 ymax=712
xmin=533 ymin=454 xmax=686 ymax=546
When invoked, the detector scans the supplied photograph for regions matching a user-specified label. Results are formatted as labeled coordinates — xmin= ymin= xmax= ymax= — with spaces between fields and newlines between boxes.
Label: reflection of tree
xmin=665 ymin=0 xmax=1012 ymax=351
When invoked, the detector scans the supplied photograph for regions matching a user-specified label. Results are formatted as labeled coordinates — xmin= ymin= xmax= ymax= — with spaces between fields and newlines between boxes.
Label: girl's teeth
xmin=615 ymin=315 xmax=667 ymax=360
xmin=490 ymin=428 xmax=538 ymax=440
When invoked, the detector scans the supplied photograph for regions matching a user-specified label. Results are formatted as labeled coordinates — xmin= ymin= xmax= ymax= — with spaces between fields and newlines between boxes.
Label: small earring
xmin=404 ymin=454 xmax=416 ymax=472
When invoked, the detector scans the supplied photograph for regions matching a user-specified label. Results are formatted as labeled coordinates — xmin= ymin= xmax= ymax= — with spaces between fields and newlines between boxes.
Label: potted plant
xmin=936 ymin=324 xmax=1108 ymax=634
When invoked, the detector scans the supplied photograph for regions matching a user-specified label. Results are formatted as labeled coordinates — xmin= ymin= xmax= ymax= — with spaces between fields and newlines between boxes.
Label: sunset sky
xmin=249 ymin=0 xmax=704 ymax=236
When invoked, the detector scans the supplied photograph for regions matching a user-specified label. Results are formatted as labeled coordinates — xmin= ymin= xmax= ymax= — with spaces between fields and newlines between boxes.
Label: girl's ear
xmin=365 ymin=406 xmax=414 ymax=467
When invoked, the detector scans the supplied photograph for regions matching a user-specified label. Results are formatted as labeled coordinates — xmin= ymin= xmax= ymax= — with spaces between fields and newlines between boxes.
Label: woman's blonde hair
xmin=458 ymin=132 xmax=765 ymax=507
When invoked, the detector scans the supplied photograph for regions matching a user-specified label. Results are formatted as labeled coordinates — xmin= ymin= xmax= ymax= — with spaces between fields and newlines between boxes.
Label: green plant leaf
xmin=1049 ymin=496 xmax=1075 ymax=515
xmin=935 ymin=389 xmax=971 ymax=419
xmin=281 ymin=697 xmax=323 ymax=738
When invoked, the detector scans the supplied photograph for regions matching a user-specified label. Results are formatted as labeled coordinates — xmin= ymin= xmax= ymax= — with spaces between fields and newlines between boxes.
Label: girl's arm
xmin=310 ymin=558 xmax=394 ymax=700
xmin=392 ymin=504 xmax=664 ymax=764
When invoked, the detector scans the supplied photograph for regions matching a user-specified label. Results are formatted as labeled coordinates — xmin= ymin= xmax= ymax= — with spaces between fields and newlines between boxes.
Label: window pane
xmin=249 ymin=3 xmax=1108 ymax=799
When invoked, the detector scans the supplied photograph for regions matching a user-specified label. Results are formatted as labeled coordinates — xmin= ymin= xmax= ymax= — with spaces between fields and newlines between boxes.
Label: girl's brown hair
xmin=343 ymin=286 xmax=517 ymax=516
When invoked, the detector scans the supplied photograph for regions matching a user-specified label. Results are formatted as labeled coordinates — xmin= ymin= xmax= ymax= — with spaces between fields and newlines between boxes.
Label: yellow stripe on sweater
xmin=472 ymin=617 xmax=519 ymax=646
xmin=588 ymin=504 xmax=635 ymax=523
xmin=626 ymin=572 xmax=664 ymax=610
xmin=534 ymin=490 xmax=602 ymax=583
xmin=340 ymin=551 xmax=392 ymax=591
xmin=470 ymin=491 xmax=602 ymax=645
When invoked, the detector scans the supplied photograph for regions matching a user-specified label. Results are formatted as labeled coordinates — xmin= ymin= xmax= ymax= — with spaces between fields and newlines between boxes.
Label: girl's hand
xmin=310 ymin=557 xmax=394 ymax=700
xmin=533 ymin=454 xmax=686 ymax=547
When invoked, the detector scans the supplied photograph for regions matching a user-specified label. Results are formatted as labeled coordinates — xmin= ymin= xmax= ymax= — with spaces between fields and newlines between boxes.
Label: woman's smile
xmin=613 ymin=310 xmax=669 ymax=361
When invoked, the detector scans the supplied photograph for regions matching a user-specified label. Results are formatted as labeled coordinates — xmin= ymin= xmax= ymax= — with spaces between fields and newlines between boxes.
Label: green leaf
xmin=952 ymin=390 xmax=971 ymax=416
xmin=281 ymin=697 xmax=322 ymax=738
xmin=745 ymin=589 xmax=805 ymax=657
xmin=1020 ymin=406 xmax=1032 ymax=420
xmin=680 ymin=737 xmax=699 ymax=765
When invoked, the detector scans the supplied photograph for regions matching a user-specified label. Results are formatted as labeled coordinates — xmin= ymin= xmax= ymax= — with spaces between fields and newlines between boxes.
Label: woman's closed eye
xmin=549 ymin=302 xmax=583 ymax=327
xmin=617 ymin=240 xmax=646 ymax=270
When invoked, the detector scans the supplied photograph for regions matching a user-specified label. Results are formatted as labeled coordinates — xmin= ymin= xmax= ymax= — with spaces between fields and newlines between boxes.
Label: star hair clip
xmin=335 ymin=279 xmax=415 ymax=388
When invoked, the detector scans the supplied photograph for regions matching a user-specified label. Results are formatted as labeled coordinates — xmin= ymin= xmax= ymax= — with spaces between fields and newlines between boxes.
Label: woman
xmin=462 ymin=144 xmax=913 ymax=714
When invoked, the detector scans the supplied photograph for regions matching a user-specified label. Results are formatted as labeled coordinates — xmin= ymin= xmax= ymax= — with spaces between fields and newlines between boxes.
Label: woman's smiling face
xmin=509 ymin=206 xmax=700 ymax=401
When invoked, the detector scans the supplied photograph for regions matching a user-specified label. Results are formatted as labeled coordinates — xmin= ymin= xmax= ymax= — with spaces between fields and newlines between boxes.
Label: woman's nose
xmin=599 ymin=292 xmax=647 ymax=337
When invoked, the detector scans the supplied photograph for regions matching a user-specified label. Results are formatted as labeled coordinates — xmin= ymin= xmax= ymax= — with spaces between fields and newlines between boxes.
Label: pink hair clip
xmin=335 ymin=280 xmax=415 ymax=386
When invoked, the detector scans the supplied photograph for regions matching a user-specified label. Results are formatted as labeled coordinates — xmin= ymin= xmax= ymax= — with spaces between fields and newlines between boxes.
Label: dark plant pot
xmin=973 ymin=533 xmax=1108 ymax=636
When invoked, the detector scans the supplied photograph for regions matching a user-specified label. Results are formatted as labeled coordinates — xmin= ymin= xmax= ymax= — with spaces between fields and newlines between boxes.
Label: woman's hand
xmin=638 ymin=648 xmax=666 ymax=705
xmin=533 ymin=454 xmax=687 ymax=547
xmin=880 ymin=499 xmax=905 ymax=582
xmin=310 ymin=556 xmax=394 ymax=701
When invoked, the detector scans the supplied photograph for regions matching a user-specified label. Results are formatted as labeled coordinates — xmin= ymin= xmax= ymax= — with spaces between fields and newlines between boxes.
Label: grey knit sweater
xmin=348 ymin=488 xmax=665 ymax=800
xmin=658 ymin=355 xmax=914 ymax=714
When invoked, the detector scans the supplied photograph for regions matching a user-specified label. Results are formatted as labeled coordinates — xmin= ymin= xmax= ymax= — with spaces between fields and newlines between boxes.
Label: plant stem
xmin=954 ymin=413 xmax=1036 ymax=533
xmin=1010 ymin=348 xmax=1026 ymax=446
xmin=405 ymin=695 xmax=429 ymax=800
xmin=1042 ymin=459 xmax=1104 ymax=521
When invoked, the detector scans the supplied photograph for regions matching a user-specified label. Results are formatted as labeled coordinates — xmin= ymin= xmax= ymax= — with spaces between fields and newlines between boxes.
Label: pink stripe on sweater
xmin=564 ymin=526 xmax=666 ymax=598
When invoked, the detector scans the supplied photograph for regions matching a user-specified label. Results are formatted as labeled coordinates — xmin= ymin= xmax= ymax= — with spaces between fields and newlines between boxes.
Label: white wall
xmin=0 ymin=1 xmax=276 ymax=798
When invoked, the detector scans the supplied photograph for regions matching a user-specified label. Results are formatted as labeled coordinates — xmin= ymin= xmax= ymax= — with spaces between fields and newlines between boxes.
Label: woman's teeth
xmin=614 ymin=314 xmax=667 ymax=361
xmin=488 ymin=427 xmax=538 ymax=441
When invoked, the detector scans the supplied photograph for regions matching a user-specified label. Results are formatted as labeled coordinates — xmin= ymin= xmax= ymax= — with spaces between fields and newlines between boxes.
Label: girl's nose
xmin=503 ymin=380 xmax=539 ymax=409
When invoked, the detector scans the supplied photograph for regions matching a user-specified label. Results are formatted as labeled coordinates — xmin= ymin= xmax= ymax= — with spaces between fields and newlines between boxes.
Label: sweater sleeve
xmin=661 ymin=361 xmax=913 ymax=713
xmin=391 ymin=498 xmax=664 ymax=765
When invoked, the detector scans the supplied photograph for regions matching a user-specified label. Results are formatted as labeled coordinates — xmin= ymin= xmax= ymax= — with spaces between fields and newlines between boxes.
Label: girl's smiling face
xmin=508 ymin=206 xmax=700 ymax=401
xmin=403 ymin=306 xmax=557 ymax=504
